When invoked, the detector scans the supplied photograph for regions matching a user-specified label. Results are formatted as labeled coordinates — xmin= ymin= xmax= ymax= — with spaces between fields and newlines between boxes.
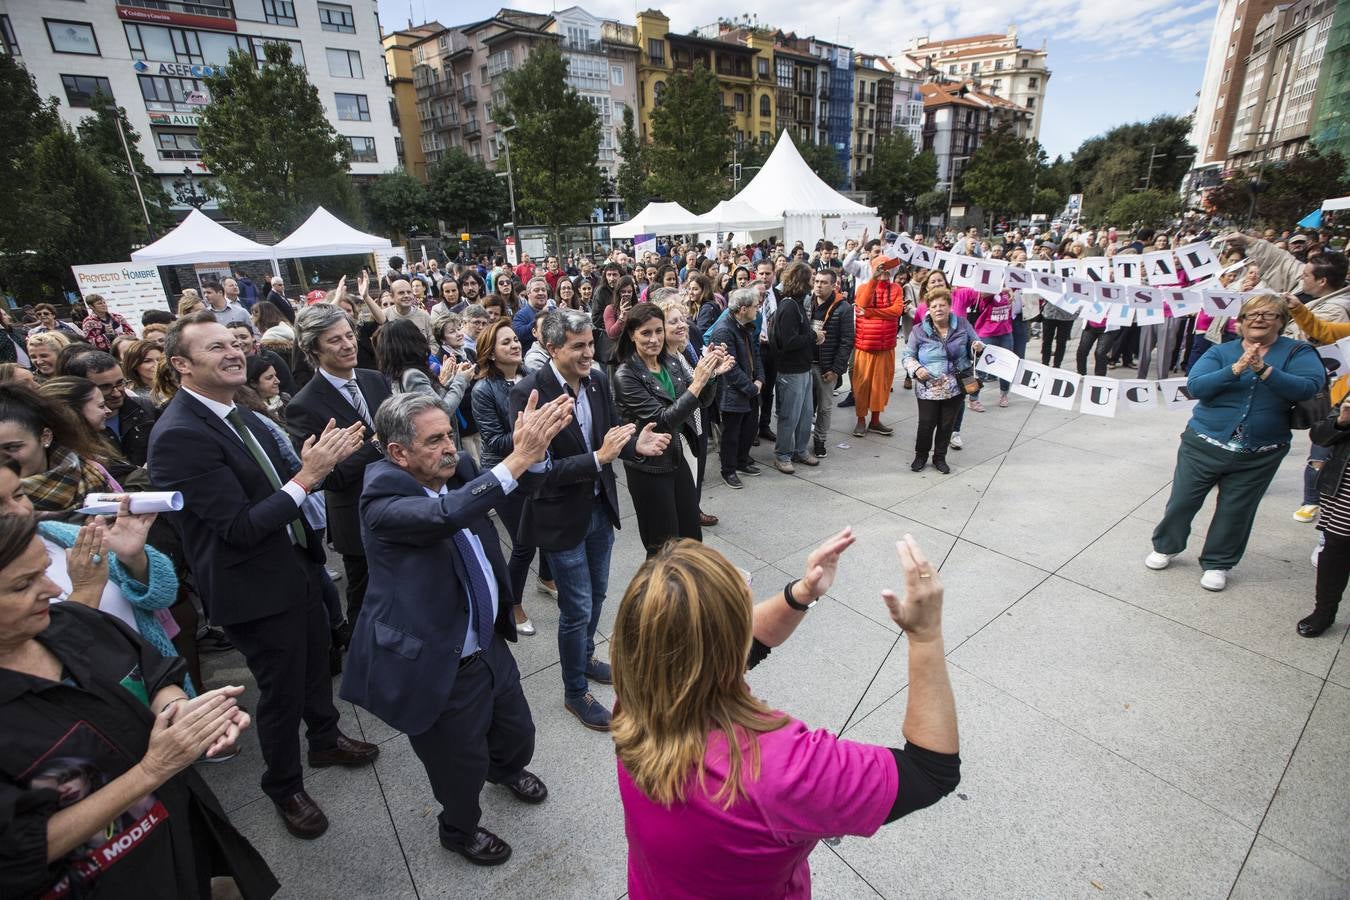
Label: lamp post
xmin=945 ymin=155 xmax=971 ymax=231
xmin=1244 ymin=128 xmax=1278 ymax=228
xmin=114 ymin=108 xmax=155 ymax=241
xmin=494 ymin=124 xmax=519 ymax=257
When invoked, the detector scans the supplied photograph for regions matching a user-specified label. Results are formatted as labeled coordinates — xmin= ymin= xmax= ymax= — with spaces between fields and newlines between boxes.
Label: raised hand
xmin=66 ymin=520 xmax=110 ymax=605
xmin=634 ymin=421 xmax=671 ymax=458
xmin=511 ymin=391 xmax=572 ymax=462
xmin=881 ymin=534 xmax=944 ymax=643
xmin=138 ymin=690 xmax=239 ymax=784
xmin=357 ymin=270 xmax=370 ymax=301
xmin=799 ymin=527 xmax=857 ymax=602
xmin=299 ymin=418 xmax=366 ymax=486
xmin=597 ymin=423 xmax=637 ymax=464
xmin=102 ymin=495 xmax=156 ymax=561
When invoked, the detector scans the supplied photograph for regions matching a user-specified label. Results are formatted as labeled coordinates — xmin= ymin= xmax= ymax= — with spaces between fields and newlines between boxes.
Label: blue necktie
xmin=451 ymin=530 xmax=495 ymax=651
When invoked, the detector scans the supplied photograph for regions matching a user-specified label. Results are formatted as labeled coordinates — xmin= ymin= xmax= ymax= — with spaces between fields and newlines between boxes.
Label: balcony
xmin=757 ymin=69 xmax=772 ymax=82
xmin=819 ymin=86 xmax=829 ymax=99
xmin=601 ymin=22 xmax=637 ymax=48
xmin=460 ymin=87 xmax=477 ymax=106
xmin=444 ymin=32 xmax=472 ymax=61
xmin=463 ymin=119 xmax=481 ymax=140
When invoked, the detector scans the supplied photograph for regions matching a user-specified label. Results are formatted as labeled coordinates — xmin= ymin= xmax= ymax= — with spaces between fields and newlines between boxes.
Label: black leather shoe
xmin=1297 ymin=608 xmax=1338 ymax=637
xmin=440 ymin=825 xmax=512 ymax=866
xmin=501 ymin=770 xmax=548 ymax=804
xmin=910 ymin=455 xmax=927 ymax=472
xmin=308 ymin=733 xmax=379 ymax=768
xmin=275 ymin=790 xmax=329 ymax=839
xmin=933 ymin=459 xmax=951 ymax=475
xmin=759 ymin=426 xmax=776 ymax=441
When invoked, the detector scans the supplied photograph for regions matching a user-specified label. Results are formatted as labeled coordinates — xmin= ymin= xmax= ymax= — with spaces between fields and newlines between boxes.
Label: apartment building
xmin=921 ymin=81 xmax=1033 ymax=186
xmin=1 ymin=0 xmax=397 ymax=210
xmin=547 ymin=7 xmax=639 ymax=179
xmin=382 ymin=21 xmax=441 ymax=179
xmin=852 ymin=53 xmax=895 ymax=188
xmin=1188 ymin=0 xmax=1282 ymax=175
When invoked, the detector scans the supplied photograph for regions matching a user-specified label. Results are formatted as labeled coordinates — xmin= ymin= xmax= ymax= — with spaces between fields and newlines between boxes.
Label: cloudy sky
xmin=378 ymin=0 xmax=1218 ymax=159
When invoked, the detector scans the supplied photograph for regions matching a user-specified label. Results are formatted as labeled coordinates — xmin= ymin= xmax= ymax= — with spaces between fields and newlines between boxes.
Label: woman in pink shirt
xmin=612 ymin=531 xmax=961 ymax=899
xmin=960 ymin=287 xmax=1014 ymax=410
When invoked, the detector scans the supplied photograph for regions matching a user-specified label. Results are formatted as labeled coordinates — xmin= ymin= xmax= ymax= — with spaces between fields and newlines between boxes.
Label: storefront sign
xmin=70 ymin=262 xmax=170 ymax=331
xmin=116 ymin=5 xmax=237 ymax=32
xmin=133 ymin=59 xmax=219 ymax=79
xmin=148 ymin=111 xmax=203 ymax=127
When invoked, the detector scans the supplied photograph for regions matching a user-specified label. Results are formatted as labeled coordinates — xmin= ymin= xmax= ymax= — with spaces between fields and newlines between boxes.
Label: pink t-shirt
xmin=965 ymin=289 xmax=1014 ymax=338
xmin=618 ymin=717 xmax=898 ymax=899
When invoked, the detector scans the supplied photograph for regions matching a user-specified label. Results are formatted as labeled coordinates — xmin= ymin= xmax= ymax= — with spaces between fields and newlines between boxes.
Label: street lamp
xmin=113 ymin=108 xmax=156 ymax=241
xmin=1244 ymin=128 xmax=1278 ymax=228
xmin=945 ymin=155 xmax=971 ymax=231
xmin=494 ymin=124 xmax=519 ymax=260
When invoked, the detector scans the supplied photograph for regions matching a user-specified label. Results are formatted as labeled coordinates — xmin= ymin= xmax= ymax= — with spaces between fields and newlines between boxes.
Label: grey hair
xmin=728 ymin=287 xmax=759 ymax=312
xmin=463 ymin=303 xmax=490 ymax=322
xmin=541 ymin=308 xmax=592 ymax=349
xmin=294 ymin=302 xmax=357 ymax=363
xmin=648 ymin=286 xmax=679 ymax=305
xmin=374 ymin=392 xmax=447 ymax=455
xmin=527 ymin=275 xmax=550 ymax=293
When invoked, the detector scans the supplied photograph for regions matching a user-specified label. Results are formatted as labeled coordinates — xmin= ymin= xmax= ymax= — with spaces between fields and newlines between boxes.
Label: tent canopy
xmin=130 ymin=209 xmax=276 ymax=265
xmin=692 ymin=198 xmax=782 ymax=232
xmin=272 ymin=206 xmax=392 ymax=257
xmin=1322 ymin=196 xmax=1350 ymax=212
xmin=733 ymin=131 xmax=875 ymax=217
xmin=610 ymin=201 xmax=698 ymax=238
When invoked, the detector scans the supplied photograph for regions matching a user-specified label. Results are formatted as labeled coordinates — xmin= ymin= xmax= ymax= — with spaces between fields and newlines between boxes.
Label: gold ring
xmin=919 ymin=573 xmax=932 ymax=579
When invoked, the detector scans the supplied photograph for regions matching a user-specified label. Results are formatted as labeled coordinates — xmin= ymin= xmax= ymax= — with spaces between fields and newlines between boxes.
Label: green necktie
xmin=225 ymin=407 xmax=308 ymax=549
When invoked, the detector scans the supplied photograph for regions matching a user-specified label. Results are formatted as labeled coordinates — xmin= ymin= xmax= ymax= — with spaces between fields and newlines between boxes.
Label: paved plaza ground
xmin=200 ymin=353 xmax=1350 ymax=900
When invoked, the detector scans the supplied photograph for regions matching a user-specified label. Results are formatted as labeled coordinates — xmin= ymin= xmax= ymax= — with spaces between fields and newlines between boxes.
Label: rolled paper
xmin=78 ymin=491 xmax=185 ymax=516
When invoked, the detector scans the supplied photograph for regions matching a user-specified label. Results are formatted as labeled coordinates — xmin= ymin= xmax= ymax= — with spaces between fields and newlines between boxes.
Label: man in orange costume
xmin=849 ymin=255 xmax=907 ymax=437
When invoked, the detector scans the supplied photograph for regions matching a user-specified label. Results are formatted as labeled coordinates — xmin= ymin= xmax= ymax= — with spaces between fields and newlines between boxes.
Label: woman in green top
xmin=612 ymin=303 xmax=732 ymax=556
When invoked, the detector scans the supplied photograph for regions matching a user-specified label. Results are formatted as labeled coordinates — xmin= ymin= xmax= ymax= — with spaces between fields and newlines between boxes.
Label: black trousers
xmin=1316 ymin=531 xmax=1350 ymax=611
xmin=1097 ymin=329 xmax=1132 ymax=374
xmin=495 ymin=489 xmax=551 ymax=606
xmin=626 ymin=454 xmax=702 ymax=556
xmin=340 ymin=552 xmax=368 ymax=627
xmin=1040 ymin=319 xmax=1073 ymax=368
xmin=719 ymin=408 xmax=758 ymax=476
xmin=759 ymin=342 xmax=778 ymax=429
xmin=223 ymin=557 xmax=341 ymax=802
xmin=1076 ymin=325 xmax=1105 ymax=376
xmin=915 ymin=397 xmax=962 ymax=461
xmin=407 ymin=636 xmax=535 ymax=838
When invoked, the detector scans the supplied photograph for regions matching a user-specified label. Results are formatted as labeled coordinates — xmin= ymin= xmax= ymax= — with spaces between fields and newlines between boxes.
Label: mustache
xmin=439 ymin=452 xmax=459 ymax=469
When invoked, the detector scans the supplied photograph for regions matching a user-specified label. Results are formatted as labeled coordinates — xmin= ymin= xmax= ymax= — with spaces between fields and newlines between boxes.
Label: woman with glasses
xmin=1145 ymin=296 xmax=1326 ymax=592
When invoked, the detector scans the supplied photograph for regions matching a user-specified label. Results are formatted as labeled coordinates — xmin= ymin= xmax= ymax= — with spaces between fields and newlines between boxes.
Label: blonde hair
xmin=177 ymin=290 xmax=204 ymax=317
xmin=611 ymin=540 xmax=789 ymax=808
xmin=1238 ymin=294 xmax=1291 ymax=330
xmin=26 ymin=331 xmax=71 ymax=353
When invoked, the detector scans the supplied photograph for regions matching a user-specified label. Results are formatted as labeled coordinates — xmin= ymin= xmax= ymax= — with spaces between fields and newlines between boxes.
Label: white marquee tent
xmin=272 ymin=206 xmax=392 ymax=257
xmin=732 ymin=131 xmax=876 ymax=248
xmin=130 ymin=208 xmax=276 ymax=266
xmin=692 ymin=198 xmax=783 ymax=233
xmin=610 ymin=201 xmax=699 ymax=238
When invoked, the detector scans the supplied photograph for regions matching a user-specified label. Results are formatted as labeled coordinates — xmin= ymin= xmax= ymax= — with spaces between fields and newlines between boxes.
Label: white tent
xmin=1322 ymin=196 xmax=1350 ymax=212
xmin=131 ymin=209 xmax=276 ymax=265
xmin=610 ymin=201 xmax=699 ymax=238
xmin=273 ymin=206 xmax=392 ymax=257
xmin=692 ymin=198 xmax=782 ymax=233
xmin=733 ymin=131 xmax=876 ymax=248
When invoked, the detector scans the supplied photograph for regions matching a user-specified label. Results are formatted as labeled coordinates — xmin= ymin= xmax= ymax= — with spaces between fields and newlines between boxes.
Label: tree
xmin=1106 ymin=189 xmax=1182 ymax=228
xmin=859 ymin=132 xmax=938 ymax=222
xmin=792 ymin=134 xmax=845 ymax=189
xmin=199 ymin=42 xmax=354 ymax=234
xmin=426 ymin=148 xmax=509 ymax=232
xmin=961 ymin=126 xmax=1038 ymax=221
xmin=0 ymin=57 xmax=59 ymax=268
xmin=1083 ymin=147 xmax=1142 ymax=222
xmin=615 ymin=104 xmax=649 ymax=216
xmin=499 ymin=42 xmax=601 ymax=247
xmin=647 ymin=63 xmax=733 ymax=210
xmin=1069 ymin=115 xmax=1194 ymax=196
xmin=1203 ymin=148 xmax=1349 ymax=226
xmin=914 ymin=190 xmax=948 ymax=222
xmin=1031 ymin=187 xmax=1064 ymax=215
xmin=363 ymin=171 xmax=431 ymax=239
xmin=76 ymin=92 xmax=176 ymax=241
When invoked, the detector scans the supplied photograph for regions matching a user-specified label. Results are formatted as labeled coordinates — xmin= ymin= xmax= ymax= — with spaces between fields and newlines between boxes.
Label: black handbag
xmin=1287 ymin=345 xmax=1332 ymax=430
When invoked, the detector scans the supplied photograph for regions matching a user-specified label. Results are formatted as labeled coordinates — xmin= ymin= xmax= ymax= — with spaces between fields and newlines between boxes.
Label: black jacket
xmin=810 ymin=293 xmax=855 ymax=376
xmin=771 ymin=294 xmax=815 ymax=374
xmin=112 ymin=394 xmax=158 ymax=468
xmin=706 ymin=314 xmax=763 ymax=414
xmin=612 ymin=352 xmax=713 ymax=474
xmin=470 ymin=375 xmax=515 ymax=469
xmin=264 ymin=289 xmax=295 ymax=323
xmin=1312 ymin=412 xmax=1350 ymax=499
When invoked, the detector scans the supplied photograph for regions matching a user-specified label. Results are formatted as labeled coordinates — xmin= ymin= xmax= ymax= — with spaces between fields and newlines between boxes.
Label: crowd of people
xmin=0 ymin=215 xmax=1345 ymax=897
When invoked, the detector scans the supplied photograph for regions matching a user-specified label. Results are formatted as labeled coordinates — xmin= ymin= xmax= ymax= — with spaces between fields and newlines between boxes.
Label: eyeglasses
xmin=94 ymin=378 xmax=128 ymax=393
xmin=1240 ymin=312 xmax=1280 ymax=321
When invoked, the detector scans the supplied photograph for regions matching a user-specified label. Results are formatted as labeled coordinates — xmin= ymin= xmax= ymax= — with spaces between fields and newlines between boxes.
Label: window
xmin=262 ymin=0 xmax=297 ymax=26
xmin=776 ymin=57 xmax=792 ymax=89
xmin=62 ymin=74 xmax=114 ymax=107
xmin=759 ymin=93 xmax=770 ymax=117
xmin=647 ymin=38 xmax=664 ymax=65
xmin=759 ymin=130 xmax=770 ymax=145
xmin=757 ymin=58 xmax=769 ymax=77
xmin=335 ymin=92 xmax=370 ymax=121
xmin=1028 ymin=77 xmax=1038 ymax=89
xmin=611 ymin=65 xmax=623 ymax=85
xmin=346 ymin=136 xmax=377 ymax=163
xmin=1020 ymin=58 xmax=1028 ymax=67
xmin=155 ymin=130 xmax=203 ymax=160
xmin=318 ymin=2 xmax=356 ymax=33
xmin=970 ymin=61 xmax=979 ymax=73
xmin=734 ymin=92 xmax=745 ymax=112
xmin=46 ymin=20 xmax=100 ymax=56
xmin=326 ymin=47 xmax=362 ymax=78
xmin=1 ymin=15 xmax=19 ymax=56
xmin=1026 ymin=96 xmax=1035 ymax=109
xmin=994 ymin=59 xmax=1003 ymax=70
xmin=653 ymin=80 xmax=666 ymax=103
xmin=948 ymin=64 xmax=957 ymax=74
xmin=487 ymin=48 xmax=514 ymax=77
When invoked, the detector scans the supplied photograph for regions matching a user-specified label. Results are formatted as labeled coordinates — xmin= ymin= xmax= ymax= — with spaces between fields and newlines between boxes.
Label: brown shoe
xmin=308 ymin=733 xmax=379 ymax=769
xmin=275 ymin=790 xmax=329 ymax=839
xmin=699 ymin=511 xmax=719 ymax=527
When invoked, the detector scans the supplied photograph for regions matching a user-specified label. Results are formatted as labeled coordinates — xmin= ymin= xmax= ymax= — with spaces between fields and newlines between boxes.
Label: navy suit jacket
xmin=147 ymin=390 xmax=322 ymax=627
xmin=340 ymin=457 xmax=518 ymax=736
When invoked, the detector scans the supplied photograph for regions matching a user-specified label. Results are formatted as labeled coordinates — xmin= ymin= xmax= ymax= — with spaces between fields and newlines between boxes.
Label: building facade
xmin=852 ymin=53 xmax=895 ymax=188
xmin=1 ymin=0 xmax=397 ymax=211
xmin=1311 ymin=0 xmax=1350 ymax=158
xmin=547 ymin=8 xmax=638 ymax=181
xmin=1187 ymin=0 xmax=1282 ymax=176
xmin=920 ymin=81 xmax=1032 ymax=189
xmin=382 ymin=21 xmax=441 ymax=179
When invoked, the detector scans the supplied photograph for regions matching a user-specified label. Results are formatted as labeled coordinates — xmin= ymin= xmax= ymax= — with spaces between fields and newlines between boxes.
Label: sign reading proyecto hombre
xmin=71 ymin=262 xmax=169 ymax=331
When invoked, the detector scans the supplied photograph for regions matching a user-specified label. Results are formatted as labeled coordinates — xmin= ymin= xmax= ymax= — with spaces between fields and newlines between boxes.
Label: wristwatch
xmin=783 ymin=579 xmax=817 ymax=612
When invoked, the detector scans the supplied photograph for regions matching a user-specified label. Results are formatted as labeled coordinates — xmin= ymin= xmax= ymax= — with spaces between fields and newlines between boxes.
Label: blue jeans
xmin=1306 ymin=441 xmax=1333 ymax=506
xmin=976 ymin=332 xmax=1016 ymax=394
xmin=774 ymin=370 xmax=814 ymax=462
xmin=1011 ymin=317 xmax=1029 ymax=361
xmin=543 ymin=503 xmax=614 ymax=700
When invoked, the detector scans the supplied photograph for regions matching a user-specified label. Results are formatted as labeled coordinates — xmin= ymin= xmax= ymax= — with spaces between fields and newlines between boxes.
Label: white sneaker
xmin=950 ymin=432 xmax=963 ymax=450
xmin=1144 ymin=551 xmax=1174 ymax=570
xmin=1200 ymin=569 xmax=1229 ymax=591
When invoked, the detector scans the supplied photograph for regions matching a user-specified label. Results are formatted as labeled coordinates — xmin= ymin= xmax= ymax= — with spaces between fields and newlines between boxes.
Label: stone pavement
xmin=199 ymin=360 xmax=1350 ymax=900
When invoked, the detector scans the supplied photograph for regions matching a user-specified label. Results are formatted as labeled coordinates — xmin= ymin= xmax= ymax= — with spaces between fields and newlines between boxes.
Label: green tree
xmin=77 ymin=92 xmax=176 ymax=241
xmin=1069 ymin=114 xmax=1193 ymax=195
xmin=858 ymin=132 xmax=938 ymax=221
xmin=1106 ymin=189 xmax=1182 ymax=227
xmin=914 ymin=189 xmax=948 ymax=223
xmin=426 ymin=148 xmax=509 ymax=232
xmin=647 ymin=62 xmax=733 ymax=210
xmin=199 ymin=42 xmax=354 ymax=233
xmin=1031 ymin=187 xmax=1064 ymax=215
xmin=363 ymin=170 xmax=431 ymax=239
xmin=0 ymin=57 xmax=60 ymax=269
xmin=1203 ymin=148 xmax=1349 ymax=226
xmin=792 ymin=134 xmax=844 ymax=189
xmin=615 ymin=104 xmax=649 ymax=216
xmin=961 ymin=126 xmax=1038 ymax=221
xmin=499 ymin=42 xmax=601 ymax=247
xmin=1083 ymin=147 xmax=1142 ymax=221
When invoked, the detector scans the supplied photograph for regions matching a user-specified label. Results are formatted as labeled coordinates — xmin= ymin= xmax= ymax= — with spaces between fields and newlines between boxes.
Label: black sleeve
xmin=0 ymin=780 xmax=62 ymax=897
xmin=884 ymin=742 xmax=962 ymax=824
xmin=747 ymin=638 xmax=771 ymax=670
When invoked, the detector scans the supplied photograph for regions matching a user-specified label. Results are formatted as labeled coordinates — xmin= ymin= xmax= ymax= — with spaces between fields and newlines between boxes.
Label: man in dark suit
xmin=148 ymin=311 xmax=379 ymax=840
xmin=285 ymin=303 xmax=391 ymax=646
xmin=343 ymin=390 xmax=571 ymax=865
xmin=509 ymin=309 xmax=669 ymax=731
xmin=265 ymin=275 xmax=297 ymax=323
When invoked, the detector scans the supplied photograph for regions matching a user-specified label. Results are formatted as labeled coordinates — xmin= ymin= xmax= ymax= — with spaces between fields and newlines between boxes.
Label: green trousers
xmin=1152 ymin=430 xmax=1289 ymax=570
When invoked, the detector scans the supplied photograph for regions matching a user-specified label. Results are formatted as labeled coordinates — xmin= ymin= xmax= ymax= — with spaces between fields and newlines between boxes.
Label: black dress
xmin=0 ymin=603 xmax=277 ymax=899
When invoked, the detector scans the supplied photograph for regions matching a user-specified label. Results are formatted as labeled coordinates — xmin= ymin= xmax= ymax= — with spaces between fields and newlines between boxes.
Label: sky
xmin=378 ymin=0 xmax=1219 ymax=159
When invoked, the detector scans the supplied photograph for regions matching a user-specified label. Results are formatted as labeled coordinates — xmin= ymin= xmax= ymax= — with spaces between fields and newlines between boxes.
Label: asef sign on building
xmin=70 ymin=263 xmax=170 ymax=330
